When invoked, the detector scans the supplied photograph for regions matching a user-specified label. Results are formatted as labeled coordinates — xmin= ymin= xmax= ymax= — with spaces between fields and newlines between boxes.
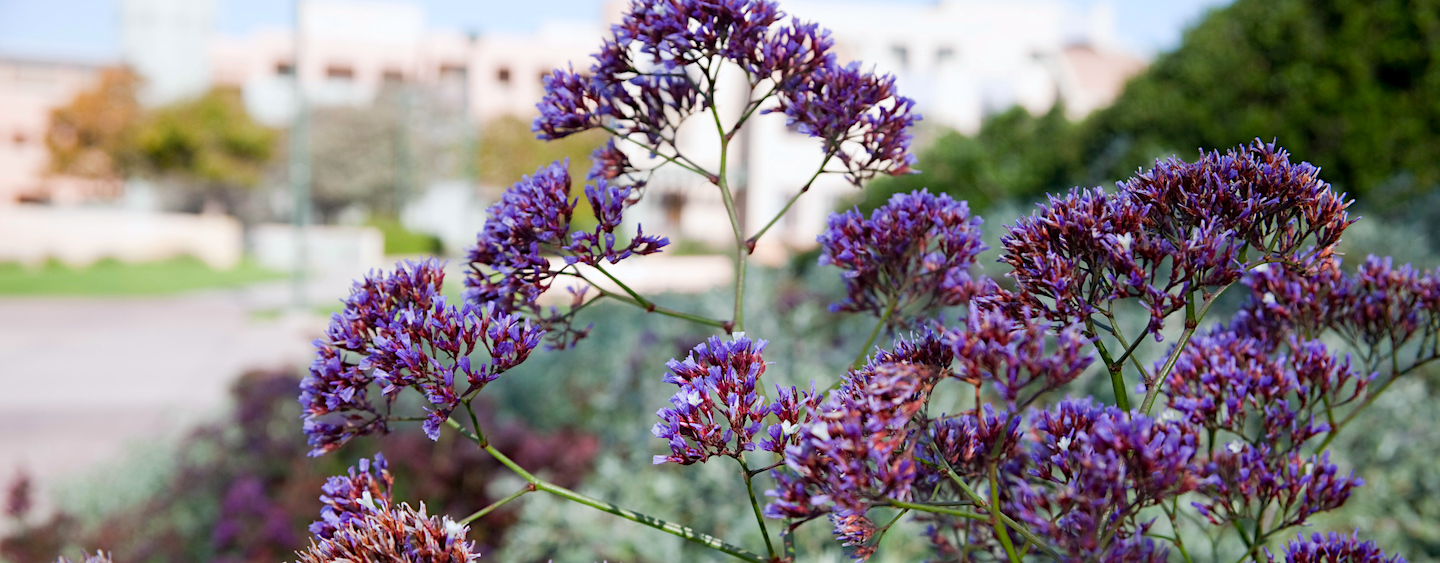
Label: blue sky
xmin=0 ymin=0 xmax=1232 ymax=63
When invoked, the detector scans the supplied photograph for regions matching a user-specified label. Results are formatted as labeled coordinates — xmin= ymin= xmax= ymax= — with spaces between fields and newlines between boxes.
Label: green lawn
xmin=0 ymin=257 xmax=284 ymax=296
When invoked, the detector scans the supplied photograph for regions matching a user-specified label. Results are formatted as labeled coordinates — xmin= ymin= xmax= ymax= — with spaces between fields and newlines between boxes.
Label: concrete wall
xmin=0 ymin=206 xmax=242 ymax=269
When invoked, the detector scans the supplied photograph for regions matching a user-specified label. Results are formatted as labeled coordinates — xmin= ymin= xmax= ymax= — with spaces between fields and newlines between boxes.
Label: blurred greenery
xmin=0 ymin=257 xmax=282 ymax=296
xmin=367 ymin=217 xmax=445 ymax=255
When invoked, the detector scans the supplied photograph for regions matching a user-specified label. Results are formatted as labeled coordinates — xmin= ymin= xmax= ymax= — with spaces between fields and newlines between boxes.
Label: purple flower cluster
xmin=774 ymin=61 xmax=919 ymax=185
xmin=532 ymin=0 xmax=916 ymax=185
xmin=1165 ymin=332 xmax=1370 ymax=447
xmin=766 ymin=363 xmax=936 ymax=554
xmin=915 ymin=404 xmax=1019 ymax=481
xmin=1000 ymin=140 xmax=1353 ymax=338
xmin=463 ymin=162 xmax=667 ymax=349
xmin=1195 ymin=445 xmax=1360 ymax=530
xmin=818 ymin=189 xmax=988 ymax=321
xmin=652 ymin=335 xmax=819 ymax=464
xmin=1234 ymin=256 xmax=1440 ymax=359
xmin=1014 ymin=398 xmax=1198 ymax=560
xmin=294 ymin=499 xmax=479 ymax=563
xmin=303 ymin=259 xmax=543 ymax=455
xmin=310 ymin=454 xmax=394 ymax=539
xmin=1270 ymin=532 xmax=1407 ymax=563
xmin=946 ymin=305 xmax=1092 ymax=406
xmin=55 ymin=553 xmax=113 ymax=563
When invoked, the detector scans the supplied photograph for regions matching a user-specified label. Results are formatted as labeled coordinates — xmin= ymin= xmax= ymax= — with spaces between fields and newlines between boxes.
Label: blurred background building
xmin=1 ymin=0 xmax=1145 ymax=255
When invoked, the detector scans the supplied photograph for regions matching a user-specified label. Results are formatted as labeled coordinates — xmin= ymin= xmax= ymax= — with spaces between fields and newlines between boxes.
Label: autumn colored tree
xmin=45 ymin=67 xmax=145 ymax=188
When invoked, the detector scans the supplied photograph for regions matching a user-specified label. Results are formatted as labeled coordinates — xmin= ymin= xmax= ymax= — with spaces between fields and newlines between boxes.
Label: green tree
xmin=878 ymin=0 xmax=1440 ymax=222
xmin=137 ymin=87 xmax=276 ymax=209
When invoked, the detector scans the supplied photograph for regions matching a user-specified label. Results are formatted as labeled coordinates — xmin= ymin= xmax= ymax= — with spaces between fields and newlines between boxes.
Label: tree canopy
xmin=866 ymin=0 xmax=1440 ymax=219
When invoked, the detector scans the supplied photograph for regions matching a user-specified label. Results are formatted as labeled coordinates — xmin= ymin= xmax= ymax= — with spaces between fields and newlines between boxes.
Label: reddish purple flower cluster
xmin=1196 ymin=445 xmax=1360 ymax=530
xmin=1000 ymin=140 xmax=1353 ymax=338
xmin=765 ymin=363 xmax=936 ymax=553
xmin=652 ymin=334 xmax=820 ymax=464
xmin=1234 ymin=256 xmax=1440 ymax=359
xmin=293 ymin=499 xmax=479 ymax=563
xmin=310 ymin=454 xmax=394 ymax=539
xmin=303 ymin=259 xmax=544 ymax=455
xmin=946 ymin=305 xmax=1092 ymax=406
xmin=819 ymin=189 xmax=988 ymax=321
xmin=1270 ymin=532 xmax=1407 ymax=563
xmin=463 ymin=162 xmax=666 ymax=348
xmin=1166 ymin=333 xmax=1370 ymax=447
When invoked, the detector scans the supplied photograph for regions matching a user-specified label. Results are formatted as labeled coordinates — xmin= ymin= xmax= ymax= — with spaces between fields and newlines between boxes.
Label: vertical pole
xmin=289 ymin=0 xmax=311 ymax=310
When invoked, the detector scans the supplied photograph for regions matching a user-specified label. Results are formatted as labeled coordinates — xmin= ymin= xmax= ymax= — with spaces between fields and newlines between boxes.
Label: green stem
xmin=1140 ymin=287 xmax=1229 ymax=415
xmin=1315 ymin=356 xmax=1436 ymax=451
xmin=939 ymin=465 xmax=1061 ymax=559
xmin=444 ymin=419 xmax=765 ymax=563
xmin=887 ymin=500 xmax=987 ymax=521
xmin=592 ymin=286 xmax=729 ymax=328
xmin=988 ymin=464 xmax=1022 ymax=563
xmin=459 ymin=483 xmax=535 ymax=525
xmin=1093 ymin=337 xmax=1132 ymax=411
xmin=708 ymin=78 xmax=747 ymax=333
xmin=737 ymin=457 xmax=777 ymax=560
xmin=600 ymin=125 xmax=714 ymax=180
xmin=744 ymin=151 xmax=836 ymax=251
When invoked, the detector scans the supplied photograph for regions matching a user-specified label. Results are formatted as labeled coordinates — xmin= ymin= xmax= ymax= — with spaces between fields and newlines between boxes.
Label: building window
xmin=275 ymin=61 xmax=295 ymax=76
xmin=440 ymin=64 xmax=467 ymax=80
xmin=326 ymin=65 xmax=355 ymax=80
xmin=496 ymin=67 xmax=511 ymax=84
xmin=382 ymin=69 xmax=404 ymax=82
xmin=661 ymin=192 xmax=686 ymax=227
xmin=936 ymin=46 xmax=956 ymax=65
xmin=891 ymin=45 xmax=909 ymax=70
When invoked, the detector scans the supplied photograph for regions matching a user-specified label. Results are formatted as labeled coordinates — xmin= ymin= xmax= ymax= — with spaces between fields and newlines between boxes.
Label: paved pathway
xmin=0 ymin=283 xmax=333 ymax=518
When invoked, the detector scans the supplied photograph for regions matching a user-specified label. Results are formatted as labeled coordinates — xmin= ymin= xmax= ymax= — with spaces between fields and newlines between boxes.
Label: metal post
xmin=289 ymin=0 xmax=311 ymax=310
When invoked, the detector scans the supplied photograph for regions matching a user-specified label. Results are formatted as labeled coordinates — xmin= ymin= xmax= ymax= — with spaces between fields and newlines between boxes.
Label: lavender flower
xmin=55 ymin=553 xmax=113 ymax=563
xmin=653 ymin=334 xmax=819 ymax=464
xmin=765 ymin=363 xmax=933 ymax=523
xmin=1000 ymin=140 xmax=1353 ymax=338
xmin=534 ymin=0 xmax=834 ymax=144
xmin=463 ymin=161 xmax=665 ymax=348
xmin=916 ymin=404 xmax=1020 ymax=481
xmin=830 ymin=510 xmax=878 ymax=562
xmin=819 ymin=189 xmax=987 ymax=321
xmin=1195 ymin=445 xmax=1360 ymax=530
xmin=310 ymin=454 xmax=394 ymax=539
xmin=1269 ymin=531 xmax=1406 ymax=563
xmin=303 ymin=259 xmax=544 ymax=455
xmin=946 ymin=305 xmax=1092 ymax=405
xmin=1018 ymin=398 xmax=1198 ymax=559
xmin=293 ymin=500 xmax=479 ymax=563
xmin=1164 ymin=332 xmax=1370 ymax=447
xmin=775 ymin=61 xmax=919 ymax=185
